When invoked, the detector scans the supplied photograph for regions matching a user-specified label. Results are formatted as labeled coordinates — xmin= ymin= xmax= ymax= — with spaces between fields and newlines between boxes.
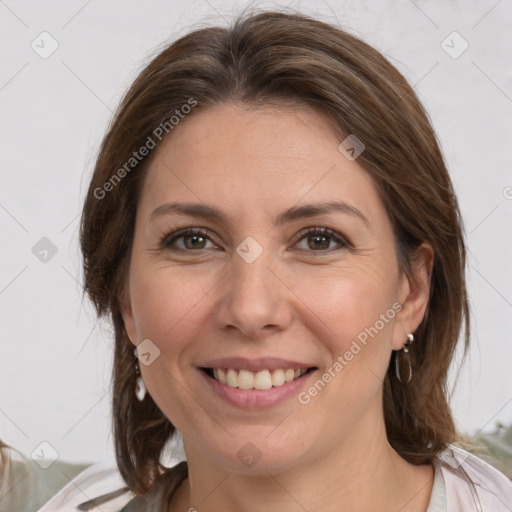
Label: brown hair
xmin=80 ymin=8 xmax=469 ymax=494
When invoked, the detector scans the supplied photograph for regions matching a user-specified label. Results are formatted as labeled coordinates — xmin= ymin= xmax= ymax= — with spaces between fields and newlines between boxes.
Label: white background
xmin=1 ymin=0 xmax=511 ymax=464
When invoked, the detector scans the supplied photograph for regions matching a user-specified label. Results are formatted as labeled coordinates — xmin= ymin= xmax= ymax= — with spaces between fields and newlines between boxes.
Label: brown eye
xmin=295 ymin=227 xmax=349 ymax=252
xmin=307 ymin=234 xmax=331 ymax=250
xmin=160 ymin=228 xmax=216 ymax=251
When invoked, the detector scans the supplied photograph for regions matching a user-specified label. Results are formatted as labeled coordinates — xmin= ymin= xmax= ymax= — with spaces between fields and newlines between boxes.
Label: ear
xmin=119 ymin=283 xmax=138 ymax=347
xmin=392 ymin=242 xmax=434 ymax=350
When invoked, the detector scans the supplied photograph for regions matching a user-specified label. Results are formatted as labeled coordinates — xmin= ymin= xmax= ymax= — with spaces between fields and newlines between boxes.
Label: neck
xmin=169 ymin=413 xmax=434 ymax=512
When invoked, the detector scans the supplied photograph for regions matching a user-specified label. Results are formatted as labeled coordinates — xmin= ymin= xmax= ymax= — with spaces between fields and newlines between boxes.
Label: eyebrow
xmin=148 ymin=200 xmax=370 ymax=228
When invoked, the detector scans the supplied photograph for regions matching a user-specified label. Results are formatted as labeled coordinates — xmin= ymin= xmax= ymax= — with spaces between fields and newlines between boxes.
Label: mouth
xmin=200 ymin=367 xmax=317 ymax=390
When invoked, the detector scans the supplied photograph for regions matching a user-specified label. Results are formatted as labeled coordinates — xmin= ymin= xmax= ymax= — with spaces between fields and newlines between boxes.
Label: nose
xmin=214 ymin=248 xmax=293 ymax=340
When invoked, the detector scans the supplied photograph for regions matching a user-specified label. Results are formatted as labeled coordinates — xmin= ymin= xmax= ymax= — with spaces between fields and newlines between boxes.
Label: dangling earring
xmin=395 ymin=333 xmax=414 ymax=384
xmin=135 ymin=361 xmax=147 ymax=401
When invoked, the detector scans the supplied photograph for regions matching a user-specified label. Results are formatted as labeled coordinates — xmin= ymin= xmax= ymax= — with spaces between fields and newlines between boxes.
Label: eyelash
xmin=159 ymin=226 xmax=350 ymax=254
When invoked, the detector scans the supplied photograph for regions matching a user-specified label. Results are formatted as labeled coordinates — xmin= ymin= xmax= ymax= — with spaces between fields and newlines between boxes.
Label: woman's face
xmin=121 ymin=103 xmax=431 ymax=473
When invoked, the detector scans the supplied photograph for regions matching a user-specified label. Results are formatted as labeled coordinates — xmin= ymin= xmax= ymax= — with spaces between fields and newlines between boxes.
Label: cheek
xmin=292 ymin=262 xmax=398 ymax=341
xmin=130 ymin=265 xmax=216 ymax=428
xmin=289 ymin=263 xmax=398 ymax=394
xmin=129 ymin=263 xmax=213 ymax=353
xmin=291 ymin=272 xmax=397 ymax=430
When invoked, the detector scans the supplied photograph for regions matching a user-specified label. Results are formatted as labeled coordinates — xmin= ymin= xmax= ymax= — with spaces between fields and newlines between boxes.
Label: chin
xmin=203 ymin=430 xmax=311 ymax=475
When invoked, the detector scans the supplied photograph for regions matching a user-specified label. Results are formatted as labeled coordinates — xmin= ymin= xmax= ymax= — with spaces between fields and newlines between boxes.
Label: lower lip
xmin=199 ymin=369 xmax=317 ymax=410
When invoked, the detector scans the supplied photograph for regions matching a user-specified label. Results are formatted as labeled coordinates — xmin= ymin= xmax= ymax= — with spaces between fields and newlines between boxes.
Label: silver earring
xmin=135 ymin=362 xmax=147 ymax=401
xmin=395 ymin=333 xmax=414 ymax=384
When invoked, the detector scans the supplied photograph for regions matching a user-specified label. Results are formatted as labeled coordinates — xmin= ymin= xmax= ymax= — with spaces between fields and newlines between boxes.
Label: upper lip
xmin=198 ymin=357 xmax=317 ymax=372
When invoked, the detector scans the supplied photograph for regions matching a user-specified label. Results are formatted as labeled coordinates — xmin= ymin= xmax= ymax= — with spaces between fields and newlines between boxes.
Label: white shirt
xmin=28 ymin=444 xmax=512 ymax=511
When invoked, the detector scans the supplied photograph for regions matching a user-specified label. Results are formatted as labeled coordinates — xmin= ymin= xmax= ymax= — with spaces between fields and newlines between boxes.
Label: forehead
xmin=148 ymin=103 xmax=341 ymax=171
xmin=138 ymin=103 xmax=383 ymax=225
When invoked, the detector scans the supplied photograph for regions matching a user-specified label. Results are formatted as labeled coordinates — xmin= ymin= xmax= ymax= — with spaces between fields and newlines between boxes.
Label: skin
xmin=121 ymin=103 xmax=435 ymax=512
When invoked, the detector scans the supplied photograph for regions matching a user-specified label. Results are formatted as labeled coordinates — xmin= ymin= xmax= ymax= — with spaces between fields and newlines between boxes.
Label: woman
xmin=3 ymin=8 xmax=511 ymax=512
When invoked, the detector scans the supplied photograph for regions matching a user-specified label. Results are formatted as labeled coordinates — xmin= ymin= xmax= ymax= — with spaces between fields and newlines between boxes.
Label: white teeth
xmin=284 ymin=369 xmax=295 ymax=383
xmin=210 ymin=367 xmax=310 ymax=389
xmin=218 ymin=368 xmax=227 ymax=384
xmin=254 ymin=370 xmax=273 ymax=390
xmin=226 ymin=368 xmax=238 ymax=388
xmin=271 ymin=369 xmax=285 ymax=387
xmin=238 ymin=369 xmax=254 ymax=389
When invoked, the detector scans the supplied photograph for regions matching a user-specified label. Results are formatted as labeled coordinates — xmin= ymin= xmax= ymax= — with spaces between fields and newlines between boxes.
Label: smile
xmin=199 ymin=365 xmax=318 ymax=409
xmin=203 ymin=367 xmax=312 ymax=390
